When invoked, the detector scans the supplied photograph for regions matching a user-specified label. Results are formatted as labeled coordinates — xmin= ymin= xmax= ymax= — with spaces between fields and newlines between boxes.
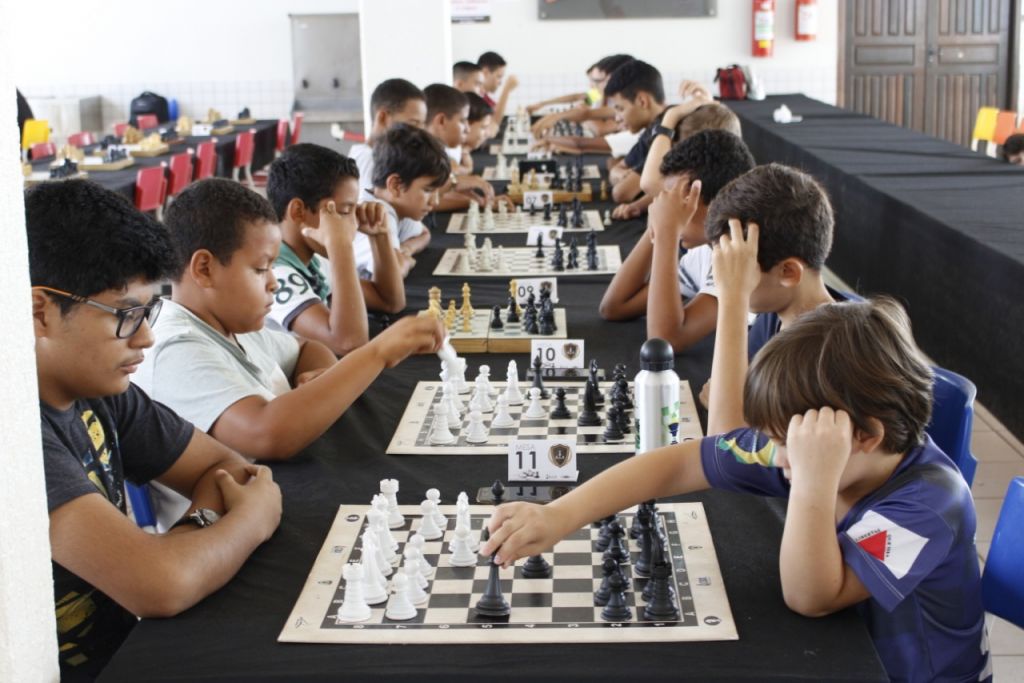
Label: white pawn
xmin=603 ymin=210 xmax=612 ymax=226
xmin=523 ymin=387 xmax=547 ymax=418
xmin=359 ymin=535 xmax=388 ymax=604
xmin=426 ymin=488 xmax=447 ymax=528
xmin=402 ymin=562 xmax=428 ymax=605
xmin=403 ymin=547 xmax=429 ymax=589
xmin=380 ymin=478 xmax=404 ymax=529
xmin=491 ymin=394 xmax=516 ymax=428
xmin=444 ymin=380 xmax=464 ymax=421
xmin=456 ymin=491 xmax=470 ymax=506
xmin=417 ymin=500 xmax=444 ymax=540
xmin=463 ymin=410 xmax=490 ymax=444
xmin=428 ymin=402 xmax=456 ymax=446
xmin=407 ymin=533 xmax=435 ymax=579
xmin=504 ymin=361 xmax=524 ymax=405
xmin=495 ymin=245 xmax=507 ymax=272
xmin=479 ymin=364 xmax=497 ymax=396
xmin=336 ymin=563 xmax=372 ymax=623
xmin=448 ymin=526 xmax=479 ymax=567
xmin=469 ymin=376 xmax=493 ymax=413
xmin=384 ymin=572 xmax=418 ymax=621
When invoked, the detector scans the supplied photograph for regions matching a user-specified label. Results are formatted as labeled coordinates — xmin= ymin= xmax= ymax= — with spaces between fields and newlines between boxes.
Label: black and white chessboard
xmin=446 ymin=209 xmax=604 ymax=234
xmin=418 ymin=308 xmax=568 ymax=354
xmin=279 ymin=503 xmax=737 ymax=645
xmin=385 ymin=380 xmax=702 ymax=455
xmin=482 ymin=164 xmax=601 ymax=181
xmin=432 ymin=246 xmax=622 ymax=278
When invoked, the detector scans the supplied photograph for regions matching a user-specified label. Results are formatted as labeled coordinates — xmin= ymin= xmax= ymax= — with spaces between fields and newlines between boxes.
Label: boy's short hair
xmin=676 ymin=103 xmax=742 ymax=140
xmin=266 ymin=143 xmax=359 ymax=221
xmin=26 ymin=180 xmax=177 ymax=312
xmin=591 ymin=54 xmax=633 ymax=75
xmin=705 ymin=164 xmax=834 ymax=272
xmin=452 ymin=61 xmax=482 ymax=82
xmin=372 ymin=123 xmax=451 ymax=191
xmin=604 ymin=59 xmax=665 ymax=104
xmin=424 ymin=83 xmax=470 ymax=122
xmin=744 ymin=298 xmax=934 ymax=454
xmin=465 ymin=92 xmax=494 ymax=123
xmin=477 ymin=51 xmax=506 ymax=69
xmin=659 ymin=130 xmax=755 ymax=206
xmin=369 ymin=78 xmax=425 ymax=117
xmin=1002 ymin=133 xmax=1024 ymax=158
xmin=164 ymin=178 xmax=278 ymax=277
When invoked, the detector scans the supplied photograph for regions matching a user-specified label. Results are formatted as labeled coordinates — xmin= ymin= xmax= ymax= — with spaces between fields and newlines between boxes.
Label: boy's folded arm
xmin=639 ymin=133 xmax=672 ymax=196
xmin=599 ymin=235 xmax=654 ymax=320
xmin=611 ymin=171 xmax=641 ymax=203
xmin=363 ymin=232 xmax=406 ymax=312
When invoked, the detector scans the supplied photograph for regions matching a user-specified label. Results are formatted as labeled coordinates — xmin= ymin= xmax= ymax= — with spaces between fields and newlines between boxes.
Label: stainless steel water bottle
xmin=634 ymin=338 xmax=681 ymax=453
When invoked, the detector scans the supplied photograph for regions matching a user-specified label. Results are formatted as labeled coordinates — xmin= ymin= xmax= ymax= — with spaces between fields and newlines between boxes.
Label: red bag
xmin=714 ymin=66 xmax=748 ymax=100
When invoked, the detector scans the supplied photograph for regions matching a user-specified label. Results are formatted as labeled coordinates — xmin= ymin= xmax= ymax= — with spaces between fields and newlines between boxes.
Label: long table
xmin=28 ymin=119 xmax=279 ymax=200
xmin=728 ymin=95 xmax=1024 ymax=442
xmin=98 ymin=148 xmax=886 ymax=682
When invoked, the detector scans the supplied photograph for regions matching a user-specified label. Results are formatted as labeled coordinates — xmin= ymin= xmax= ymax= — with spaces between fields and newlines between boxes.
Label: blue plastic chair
xmin=982 ymin=477 xmax=1024 ymax=628
xmin=927 ymin=367 xmax=979 ymax=486
xmin=125 ymin=482 xmax=157 ymax=532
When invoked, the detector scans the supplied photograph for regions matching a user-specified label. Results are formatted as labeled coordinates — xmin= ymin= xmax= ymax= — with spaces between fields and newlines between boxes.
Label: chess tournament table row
xmin=98 ymin=152 xmax=886 ymax=682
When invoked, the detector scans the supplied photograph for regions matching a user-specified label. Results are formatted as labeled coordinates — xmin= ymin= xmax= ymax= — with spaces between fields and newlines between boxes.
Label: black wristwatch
xmin=173 ymin=508 xmax=221 ymax=529
xmin=653 ymin=124 xmax=675 ymax=141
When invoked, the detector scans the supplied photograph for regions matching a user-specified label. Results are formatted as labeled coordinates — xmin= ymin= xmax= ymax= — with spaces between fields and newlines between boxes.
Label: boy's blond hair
xmin=676 ymin=103 xmax=742 ymax=140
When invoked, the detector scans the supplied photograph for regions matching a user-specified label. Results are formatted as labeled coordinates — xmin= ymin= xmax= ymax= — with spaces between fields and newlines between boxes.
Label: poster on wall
xmin=452 ymin=0 xmax=492 ymax=23
xmin=538 ymin=0 xmax=716 ymax=20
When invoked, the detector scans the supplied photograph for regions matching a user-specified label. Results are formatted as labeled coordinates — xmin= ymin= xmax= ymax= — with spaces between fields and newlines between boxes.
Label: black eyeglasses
xmin=33 ymin=286 xmax=163 ymax=339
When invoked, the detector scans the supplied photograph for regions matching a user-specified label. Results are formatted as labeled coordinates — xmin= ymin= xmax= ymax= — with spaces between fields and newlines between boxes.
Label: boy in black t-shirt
xmin=27 ymin=180 xmax=283 ymax=679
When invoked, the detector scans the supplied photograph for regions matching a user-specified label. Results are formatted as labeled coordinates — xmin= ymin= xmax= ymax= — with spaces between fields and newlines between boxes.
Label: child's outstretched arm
xmin=598 ymin=225 xmax=654 ymax=321
xmin=779 ymin=408 xmax=871 ymax=616
xmin=482 ymin=440 xmax=709 ymax=567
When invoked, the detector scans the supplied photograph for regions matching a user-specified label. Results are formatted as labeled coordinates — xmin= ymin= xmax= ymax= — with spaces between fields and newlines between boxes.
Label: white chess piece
xmin=402 ymin=562 xmax=429 ymax=605
xmin=523 ymin=387 xmax=547 ymax=418
xmin=417 ymin=500 xmax=444 ymax=539
xmin=469 ymin=376 xmax=493 ymax=413
xmin=498 ymin=200 xmax=508 ymax=217
xmin=491 ymin=394 xmax=516 ymax=428
xmin=479 ymin=364 xmax=497 ymax=396
xmin=426 ymin=488 xmax=447 ymax=528
xmin=442 ymin=380 xmax=462 ymax=421
xmin=372 ymin=496 xmax=400 ymax=554
xmin=603 ymin=210 xmax=612 ymax=226
xmin=403 ymin=547 xmax=429 ymax=590
xmin=384 ymin=572 xmax=418 ymax=620
xmin=453 ymin=357 xmax=470 ymax=394
xmin=478 ymin=238 xmax=493 ymax=272
xmin=447 ymin=525 xmax=479 ymax=567
xmin=368 ymin=509 xmax=397 ymax=569
xmin=495 ymin=246 xmax=507 ymax=272
xmin=463 ymin=410 xmax=489 ymax=444
xmin=380 ymin=478 xmax=404 ymax=529
xmin=359 ymin=535 xmax=389 ymax=604
xmin=407 ymin=533 xmax=435 ymax=579
xmin=428 ymin=402 xmax=456 ymax=446
xmin=456 ymin=501 xmax=479 ymax=552
xmin=482 ymin=205 xmax=495 ymax=231
xmin=456 ymin=491 xmax=469 ymax=506
xmin=504 ymin=361 xmax=524 ymax=405
xmin=336 ymin=563 xmax=372 ymax=623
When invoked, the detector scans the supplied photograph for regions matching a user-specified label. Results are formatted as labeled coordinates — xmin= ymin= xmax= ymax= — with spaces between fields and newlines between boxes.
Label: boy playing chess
xmin=266 ymin=143 xmax=405 ymax=356
xmin=460 ymin=92 xmax=494 ymax=173
xmin=477 ymin=51 xmax=518 ymax=139
xmin=28 ymin=180 xmax=282 ymax=677
xmin=485 ymin=297 xmax=990 ymax=683
xmin=349 ymin=78 xmax=427 ymax=191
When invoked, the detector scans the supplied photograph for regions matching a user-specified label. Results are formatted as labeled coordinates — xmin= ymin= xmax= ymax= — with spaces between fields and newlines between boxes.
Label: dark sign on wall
xmin=538 ymin=0 xmax=717 ymax=21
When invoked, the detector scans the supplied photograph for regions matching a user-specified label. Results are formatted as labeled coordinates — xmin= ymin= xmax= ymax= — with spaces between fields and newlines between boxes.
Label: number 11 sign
xmin=508 ymin=439 xmax=579 ymax=483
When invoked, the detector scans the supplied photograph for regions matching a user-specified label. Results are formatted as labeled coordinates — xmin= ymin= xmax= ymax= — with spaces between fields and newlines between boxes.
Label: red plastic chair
xmin=166 ymin=152 xmax=193 ymax=199
xmin=135 ymin=166 xmax=168 ymax=218
xmin=67 ymin=132 xmax=95 ymax=148
xmin=136 ymin=114 xmax=159 ymax=130
xmin=291 ymin=112 xmax=304 ymax=146
xmin=114 ymin=122 xmax=129 ymax=137
xmin=231 ymin=130 xmax=256 ymax=187
xmin=275 ymin=118 xmax=289 ymax=154
xmin=193 ymin=141 xmax=217 ymax=180
xmin=30 ymin=142 xmax=57 ymax=159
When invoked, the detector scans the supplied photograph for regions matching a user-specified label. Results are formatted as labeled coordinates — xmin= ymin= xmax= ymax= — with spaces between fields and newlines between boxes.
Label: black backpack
xmin=129 ymin=91 xmax=170 ymax=126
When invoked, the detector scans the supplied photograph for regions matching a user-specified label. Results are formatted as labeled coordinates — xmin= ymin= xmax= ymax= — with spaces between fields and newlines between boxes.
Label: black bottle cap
xmin=639 ymin=338 xmax=675 ymax=371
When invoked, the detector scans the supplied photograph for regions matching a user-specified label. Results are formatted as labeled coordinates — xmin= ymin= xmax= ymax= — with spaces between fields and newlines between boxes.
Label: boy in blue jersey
xmin=483 ymin=298 xmax=989 ymax=683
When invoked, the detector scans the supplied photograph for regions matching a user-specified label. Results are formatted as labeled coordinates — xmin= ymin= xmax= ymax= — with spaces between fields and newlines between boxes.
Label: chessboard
xmin=506 ymin=184 xmax=593 ymax=205
xmin=385 ymin=380 xmax=702 ymax=455
xmin=433 ymin=246 xmax=621 ymax=278
xmin=447 ymin=209 xmax=604 ymax=234
xmin=79 ymin=155 xmax=135 ymax=171
xmin=483 ymin=164 xmax=601 ymax=181
xmin=279 ymin=503 xmax=737 ymax=645
xmin=418 ymin=308 xmax=568 ymax=354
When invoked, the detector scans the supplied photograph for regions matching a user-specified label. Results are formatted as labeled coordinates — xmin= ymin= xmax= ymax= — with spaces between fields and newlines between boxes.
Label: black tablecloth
xmin=98 ymin=149 xmax=885 ymax=682
xmin=729 ymin=95 xmax=1024 ymax=442
xmin=31 ymin=119 xmax=279 ymax=199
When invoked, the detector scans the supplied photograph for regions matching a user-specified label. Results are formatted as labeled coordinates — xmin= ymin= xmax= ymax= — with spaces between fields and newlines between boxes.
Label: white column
xmin=358 ymin=0 xmax=453 ymax=124
xmin=0 ymin=1 xmax=60 ymax=680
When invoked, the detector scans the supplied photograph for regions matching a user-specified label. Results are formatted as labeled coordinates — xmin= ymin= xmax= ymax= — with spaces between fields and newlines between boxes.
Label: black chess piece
xmin=603 ymin=405 xmax=624 ymax=442
xmin=594 ymin=557 xmax=620 ymax=606
xmin=630 ymin=498 xmax=652 ymax=540
xmin=614 ymin=398 xmax=631 ymax=434
xmin=633 ymin=505 xmax=654 ymax=577
xmin=490 ymin=304 xmax=504 ymax=330
xmin=521 ymin=554 xmax=552 ymax=579
xmin=475 ymin=528 xmax=511 ymax=617
xmin=531 ymin=354 xmax=549 ymax=399
xmin=576 ymin=381 xmax=601 ymax=427
xmin=615 ymin=377 xmax=633 ymax=409
xmin=600 ymin=569 xmax=632 ymax=622
xmin=550 ymin=238 xmax=564 ymax=270
xmin=534 ymin=233 xmax=544 ymax=258
xmin=594 ymin=514 xmax=617 ymax=552
xmin=642 ymin=557 xmax=680 ymax=621
xmin=557 ymin=203 xmax=568 ymax=228
xmin=568 ymin=235 xmax=579 ymax=256
xmin=529 ymin=201 xmax=538 ymax=217
xmin=589 ymin=359 xmax=600 ymax=384
xmin=642 ymin=538 xmax=668 ymax=602
xmin=506 ymin=296 xmax=520 ymax=323
xmin=538 ymin=312 xmax=555 ymax=336
xmin=602 ymin=520 xmax=629 ymax=564
xmin=550 ymin=388 xmax=571 ymax=419
xmin=543 ymin=202 xmax=552 ymax=221
xmin=566 ymin=251 xmax=578 ymax=270
xmin=491 ymin=480 xmax=505 ymax=505
xmin=592 ymin=377 xmax=605 ymax=407
xmin=523 ymin=309 xmax=539 ymax=334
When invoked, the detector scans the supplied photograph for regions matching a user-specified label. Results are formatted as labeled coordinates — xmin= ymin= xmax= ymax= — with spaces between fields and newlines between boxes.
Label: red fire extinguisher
xmin=752 ymin=0 xmax=775 ymax=58
xmin=795 ymin=0 xmax=818 ymax=41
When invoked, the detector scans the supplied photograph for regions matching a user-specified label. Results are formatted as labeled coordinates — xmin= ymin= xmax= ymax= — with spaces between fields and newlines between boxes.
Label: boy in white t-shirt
xmin=349 ymin=78 xmax=427 ymax=192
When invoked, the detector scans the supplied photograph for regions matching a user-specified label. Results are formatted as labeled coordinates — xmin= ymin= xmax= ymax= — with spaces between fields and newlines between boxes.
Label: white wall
xmin=452 ymin=0 xmax=838 ymax=106
xmin=0 ymin=1 xmax=61 ymax=680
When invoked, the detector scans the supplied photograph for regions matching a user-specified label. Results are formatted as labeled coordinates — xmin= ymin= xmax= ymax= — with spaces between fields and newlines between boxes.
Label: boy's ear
xmin=430 ymin=112 xmax=446 ymax=131
xmin=188 ymin=249 xmax=219 ymax=288
xmin=776 ymin=258 xmax=806 ymax=288
xmin=385 ymin=173 xmax=405 ymax=196
xmin=635 ymin=92 xmax=650 ymax=110
xmin=31 ymin=289 xmax=57 ymax=338
xmin=853 ymin=417 xmax=886 ymax=454
xmin=286 ymin=197 xmax=311 ymax=226
xmin=375 ymin=108 xmax=390 ymax=130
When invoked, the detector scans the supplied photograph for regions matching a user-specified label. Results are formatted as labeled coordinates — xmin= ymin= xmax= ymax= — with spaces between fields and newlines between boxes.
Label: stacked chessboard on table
xmin=280 ymin=502 xmax=736 ymax=644
xmin=483 ymin=161 xmax=602 ymax=182
xmin=419 ymin=283 xmax=567 ymax=354
xmin=447 ymin=206 xmax=605 ymax=234
xmin=386 ymin=377 xmax=702 ymax=456
xmin=433 ymin=236 xmax=621 ymax=278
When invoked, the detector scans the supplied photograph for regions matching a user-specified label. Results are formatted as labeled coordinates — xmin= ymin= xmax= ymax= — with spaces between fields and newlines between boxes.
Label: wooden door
xmin=840 ymin=0 xmax=1014 ymax=146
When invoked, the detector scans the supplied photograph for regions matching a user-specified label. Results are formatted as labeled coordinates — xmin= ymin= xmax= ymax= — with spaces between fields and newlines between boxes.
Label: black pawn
xmin=550 ymin=238 xmax=564 ymax=271
xmin=529 ymin=201 xmax=537 ymax=217
xmin=531 ymin=354 xmax=549 ymax=399
xmin=538 ymin=311 xmax=555 ymax=336
xmin=543 ymin=202 xmax=552 ymax=221
xmin=557 ymin=203 xmax=567 ymax=227
xmin=566 ymin=250 xmax=578 ymax=270
xmin=594 ymin=557 xmax=619 ymax=606
xmin=642 ymin=554 xmax=679 ymax=621
xmin=490 ymin=304 xmax=504 ymax=330
xmin=602 ymin=520 xmax=629 ymax=564
xmin=506 ymin=296 xmax=520 ymax=323
xmin=600 ymin=569 xmax=632 ymax=622
xmin=594 ymin=514 xmax=617 ymax=552
xmin=576 ymin=382 xmax=601 ymax=427
xmin=534 ymin=233 xmax=544 ymax=258
xmin=475 ymin=529 xmax=511 ymax=617
xmin=603 ymin=405 xmax=624 ymax=442
xmin=491 ymin=480 xmax=505 ymax=505
xmin=642 ymin=539 xmax=669 ymax=602
xmin=550 ymin=387 xmax=571 ymax=419
xmin=521 ymin=554 xmax=552 ymax=579
xmin=615 ymin=377 xmax=633 ymax=409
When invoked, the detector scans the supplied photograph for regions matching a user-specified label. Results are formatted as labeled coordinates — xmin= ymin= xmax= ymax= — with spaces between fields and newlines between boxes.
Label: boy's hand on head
xmin=503 ymin=74 xmax=519 ymax=92
xmin=785 ymin=408 xmax=853 ymax=493
xmin=355 ymin=201 xmax=388 ymax=236
xmin=214 ymin=465 xmax=282 ymax=541
xmin=303 ymin=200 xmax=357 ymax=253
xmin=482 ymin=502 xmax=565 ymax=568
xmin=678 ymin=80 xmax=713 ymax=103
xmin=370 ymin=315 xmax=445 ymax=368
xmin=712 ymin=219 xmax=761 ymax=301
xmin=649 ymin=179 xmax=701 ymax=244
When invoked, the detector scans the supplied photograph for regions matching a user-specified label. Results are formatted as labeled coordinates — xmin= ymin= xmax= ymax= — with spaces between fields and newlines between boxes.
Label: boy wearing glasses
xmin=27 ymin=180 xmax=283 ymax=679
